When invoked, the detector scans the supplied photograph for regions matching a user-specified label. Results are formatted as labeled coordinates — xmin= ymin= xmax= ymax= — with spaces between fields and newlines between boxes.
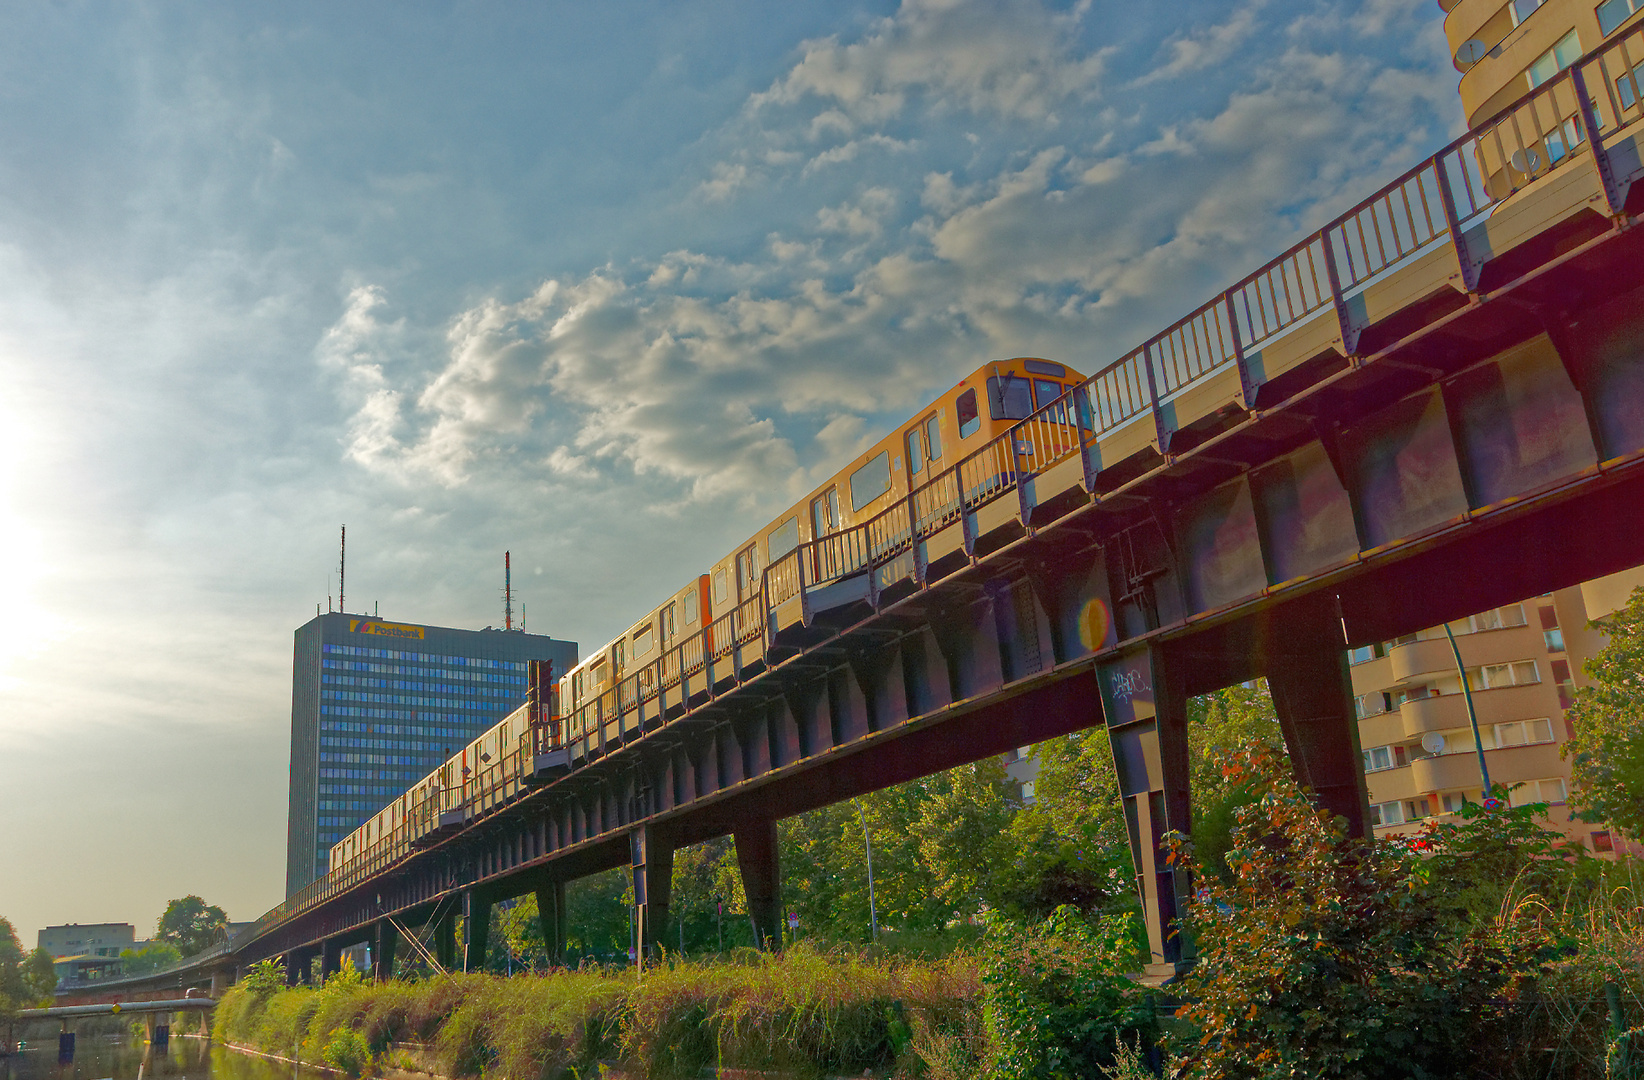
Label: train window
xmin=1025 ymin=359 xmax=1066 ymax=377
xmin=811 ymin=488 xmax=840 ymax=537
xmin=768 ymin=516 xmax=799 ymax=559
xmin=736 ymin=544 xmax=760 ymax=600
xmin=632 ymin=623 xmax=654 ymax=657
xmin=713 ymin=567 xmax=727 ymax=604
xmin=987 ymin=375 xmax=1033 ymax=420
xmin=1032 ymin=380 xmax=1063 ymax=409
xmin=614 ymin=639 xmax=625 ymax=675
xmin=906 ymin=428 xmax=923 ymax=473
xmin=661 ymin=602 xmax=677 ymax=642
xmin=850 ymin=452 xmax=892 ymax=511
xmin=957 ymin=389 xmax=980 ymax=438
xmin=684 ymin=592 xmax=698 ymax=625
xmin=925 ymin=415 xmax=942 ymax=462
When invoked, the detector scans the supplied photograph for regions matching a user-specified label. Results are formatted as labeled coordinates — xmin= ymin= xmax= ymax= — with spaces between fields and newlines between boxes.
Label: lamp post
xmin=854 ymin=799 xmax=879 ymax=942
xmin=1442 ymin=622 xmax=1492 ymax=798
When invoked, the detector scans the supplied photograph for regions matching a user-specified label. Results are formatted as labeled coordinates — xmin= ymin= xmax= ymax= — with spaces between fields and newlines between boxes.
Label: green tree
xmin=119 ymin=941 xmax=183 ymax=975
xmin=0 ymin=918 xmax=57 ymax=1009
xmin=156 ymin=895 xmax=229 ymax=956
xmin=1564 ymin=586 xmax=1644 ymax=840
xmin=21 ymin=948 xmax=56 ymax=1000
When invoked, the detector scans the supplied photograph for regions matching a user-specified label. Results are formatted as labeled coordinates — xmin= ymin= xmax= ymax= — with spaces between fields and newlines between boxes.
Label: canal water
xmin=2 ymin=1039 xmax=331 ymax=1080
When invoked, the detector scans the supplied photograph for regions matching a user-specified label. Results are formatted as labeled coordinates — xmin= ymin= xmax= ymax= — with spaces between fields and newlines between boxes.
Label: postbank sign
xmin=349 ymin=619 xmax=425 ymax=640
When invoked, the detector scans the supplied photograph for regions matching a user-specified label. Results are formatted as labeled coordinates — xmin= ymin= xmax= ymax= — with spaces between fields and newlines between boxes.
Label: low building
xmin=36 ymin=923 xmax=134 ymax=959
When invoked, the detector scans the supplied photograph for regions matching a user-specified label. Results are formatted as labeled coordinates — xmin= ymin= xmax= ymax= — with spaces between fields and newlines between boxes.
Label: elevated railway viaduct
xmin=62 ymin=25 xmax=1644 ymax=999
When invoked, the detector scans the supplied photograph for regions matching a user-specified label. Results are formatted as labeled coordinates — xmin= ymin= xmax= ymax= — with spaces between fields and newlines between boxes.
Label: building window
xmin=1593 ymin=829 xmax=1615 ymax=852
xmin=1479 ymin=659 xmax=1540 ymax=688
xmin=1406 ymin=797 xmax=1432 ymax=821
xmin=1512 ymin=0 xmax=1546 ymax=22
xmin=1471 ymin=604 xmax=1528 ymax=632
xmin=1349 ymin=643 xmax=1385 ymax=665
xmin=1528 ymin=30 xmax=1582 ymax=89
xmin=1615 ymin=59 xmax=1644 ymax=108
xmin=1494 ymin=717 xmax=1555 ymax=747
xmin=1370 ymin=800 xmax=1406 ymax=827
xmin=1508 ymin=776 xmax=1568 ymax=806
xmin=1599 ymin=0 xmax=1643 ymax=35
xmin=1363 ymin=745 xmax=1396 ymax=772
xmin=1544 ymin=627 xmax=1566 ymax=652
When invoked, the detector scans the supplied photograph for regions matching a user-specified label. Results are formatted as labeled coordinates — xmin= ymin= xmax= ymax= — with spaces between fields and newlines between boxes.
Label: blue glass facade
xmin=286 ymin=614 xmax=577 ymax=895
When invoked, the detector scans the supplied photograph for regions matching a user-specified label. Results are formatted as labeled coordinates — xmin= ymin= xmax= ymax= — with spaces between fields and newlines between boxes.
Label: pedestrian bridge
xmin=59 ymin=25 xmax=1644 ymax=999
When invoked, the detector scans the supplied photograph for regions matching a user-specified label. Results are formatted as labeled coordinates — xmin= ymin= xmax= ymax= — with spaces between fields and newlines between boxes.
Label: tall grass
xmin=212 ymin=946 xmax=981 ymax=1079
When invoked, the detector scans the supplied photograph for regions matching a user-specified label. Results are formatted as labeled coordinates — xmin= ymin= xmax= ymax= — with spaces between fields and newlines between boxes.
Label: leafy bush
xmin=1173 ymin=746 xmax=1555 ymax=1080
xmin=322 ymin=1027 xmax=371 ymax=1076
xmin=980 ymin=906 xmax=1156 ymax=1080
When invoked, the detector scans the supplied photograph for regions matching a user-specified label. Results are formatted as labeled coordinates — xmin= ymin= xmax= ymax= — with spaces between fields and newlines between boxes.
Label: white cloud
xmin=1136 ymin=0 xmax=1270 ymax=85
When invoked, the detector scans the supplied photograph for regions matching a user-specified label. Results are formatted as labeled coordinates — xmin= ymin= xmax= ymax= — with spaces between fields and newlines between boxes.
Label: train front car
xmin=722 ymin=357 xmax=1086 ymax=645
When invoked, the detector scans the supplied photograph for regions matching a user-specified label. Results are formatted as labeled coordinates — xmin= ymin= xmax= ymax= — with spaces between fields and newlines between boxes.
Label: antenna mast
xmin=339 ymin=525 xmax=346 ymax=615
xmin=504 ymin=551 xmax=514 ymax=631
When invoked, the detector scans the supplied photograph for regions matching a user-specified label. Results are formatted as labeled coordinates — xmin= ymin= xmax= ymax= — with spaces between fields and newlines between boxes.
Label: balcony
xmin=1409 ymin=740 xmax=1565 ymax=792
xmin=1399 ymin=681 xmax=1561 ymax=735
xmin=1387 ymin=625 xmax=1544 ymax=683
xmin=1389 ymin=637 xmax=1461 ymax=682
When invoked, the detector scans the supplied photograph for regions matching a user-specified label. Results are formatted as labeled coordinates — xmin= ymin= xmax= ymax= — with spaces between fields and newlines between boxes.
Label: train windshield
xmin=987 ymin=375 xmax=1033 ymax=420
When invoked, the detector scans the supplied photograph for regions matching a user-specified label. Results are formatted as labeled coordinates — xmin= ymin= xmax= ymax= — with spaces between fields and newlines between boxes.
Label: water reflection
xmin=2 ymin=1040 xmax=332 ymax=1080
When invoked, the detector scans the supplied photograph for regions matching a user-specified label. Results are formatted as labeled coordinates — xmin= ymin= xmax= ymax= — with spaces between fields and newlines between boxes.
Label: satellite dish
xmin=1455 ymin=38 xmax=1488 ymax=66
xmin=1422 ymin=731 xmax=1446 ymax=754
xmin=1510 ymin=148 xmax=1541 ymax=174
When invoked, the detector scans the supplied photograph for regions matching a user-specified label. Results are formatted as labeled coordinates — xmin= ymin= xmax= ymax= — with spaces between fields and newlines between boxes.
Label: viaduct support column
xmin=433 ymin=906 xmax=458 ymax=972
xmin=283 ymin=952 xmax=301 ymax=987
xmin=463 ymin=891 xmax=492 ymax=973
xmin=734 ymin=820 xmax=783 ymax=951
xmin=320 ymin=939 xmax=342 ymax=982
xmin=372 ymin=921 xmax=398 ymax=981
xmin=1101 ymin=644 xmax=1193 ymax=977
xmin=631 ymin=826 xmax=674 ymax=964
xmin=535 ymin=880 xmax=568 ymax=968
xmin=1265 ymin=614 xmax=1372 ymax=840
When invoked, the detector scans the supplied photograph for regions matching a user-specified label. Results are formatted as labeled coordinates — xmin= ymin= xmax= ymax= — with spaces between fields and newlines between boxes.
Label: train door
xmin=905 ymin=413 xmax=943 ymax=488
xmin=810 ymin=487 xmax=840 ymax=538
xmin=735 ymin=542 xmax=760 ymax=604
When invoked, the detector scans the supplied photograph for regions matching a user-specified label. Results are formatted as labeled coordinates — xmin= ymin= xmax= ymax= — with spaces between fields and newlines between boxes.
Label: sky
xmin=0 ymin=0 xmax=1462 ymax=943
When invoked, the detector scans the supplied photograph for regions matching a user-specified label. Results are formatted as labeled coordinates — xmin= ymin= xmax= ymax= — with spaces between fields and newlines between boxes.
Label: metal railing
xmin=229 ymin=24 xmax=1644 ymax=955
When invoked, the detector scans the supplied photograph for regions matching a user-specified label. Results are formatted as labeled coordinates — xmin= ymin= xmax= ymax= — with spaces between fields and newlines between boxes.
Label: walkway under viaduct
xmin=57 ymin=27 xmax=1644 ymax=998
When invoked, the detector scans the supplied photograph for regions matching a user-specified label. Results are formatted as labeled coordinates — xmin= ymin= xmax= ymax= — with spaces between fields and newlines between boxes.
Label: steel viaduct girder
xmin=220 ymin=215 xmax=1644 ymax=981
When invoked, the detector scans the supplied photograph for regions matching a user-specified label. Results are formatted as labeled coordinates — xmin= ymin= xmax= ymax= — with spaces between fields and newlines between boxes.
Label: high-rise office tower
xmin=286 ymin=613 xmax=577 ymax=895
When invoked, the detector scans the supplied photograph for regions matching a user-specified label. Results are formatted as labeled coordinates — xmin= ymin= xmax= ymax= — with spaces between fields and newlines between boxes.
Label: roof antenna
xmin=504 ymin=551 xmax=514 ymax=632
xmin=339 ymin=525 xmax=346 ymax=615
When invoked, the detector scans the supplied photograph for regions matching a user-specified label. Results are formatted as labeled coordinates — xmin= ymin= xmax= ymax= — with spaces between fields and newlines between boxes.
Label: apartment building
xmin=1443 ymin=0 xmax=1644 ymax=128
xmin=1352 ymin=568 xmax=1644 ymax=850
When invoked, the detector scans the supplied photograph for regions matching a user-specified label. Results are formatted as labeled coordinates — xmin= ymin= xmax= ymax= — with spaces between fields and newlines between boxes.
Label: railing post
xmin=1014 ymin=422 xmax=1035 ymax=529
xmin=1570 ymin=64 xmax=1625 ymax=215
xmin=1223 ymin=290 xmax=1258 ymax=409
xmin=1143 ymin=343 xmax=1171 ymax=454
xmin=906 ymin=493 xmax=927 ymax=586
xmin=1432 ymin=153 xmax=1483 ymax=292
xmin=1318 ymin=229 xmax=1362 ymax=356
